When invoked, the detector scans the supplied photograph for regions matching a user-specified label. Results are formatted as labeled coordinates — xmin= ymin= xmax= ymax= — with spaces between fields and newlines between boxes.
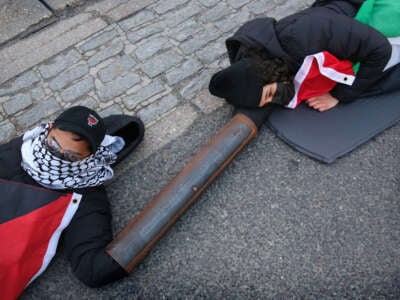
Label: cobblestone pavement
xmin=0 ymin=0 xmax=313 ymax=164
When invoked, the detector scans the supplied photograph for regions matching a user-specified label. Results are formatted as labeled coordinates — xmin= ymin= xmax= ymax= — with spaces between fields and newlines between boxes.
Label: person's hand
xmin=306 ymin=93 xmax=339 ymax=112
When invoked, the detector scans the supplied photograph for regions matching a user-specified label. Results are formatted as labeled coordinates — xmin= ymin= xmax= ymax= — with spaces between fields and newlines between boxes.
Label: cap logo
xmin=87 ymin=114 xmax=99 ymax=127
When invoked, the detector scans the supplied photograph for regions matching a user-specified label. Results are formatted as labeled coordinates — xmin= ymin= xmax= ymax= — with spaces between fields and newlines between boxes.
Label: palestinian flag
xmin=286 ymin=0 xmax=400 ymax=110
xmin=0 ymin=179 xmax=81 ymax=300
xmin=286 ymin=51 xmax=355 ymax=109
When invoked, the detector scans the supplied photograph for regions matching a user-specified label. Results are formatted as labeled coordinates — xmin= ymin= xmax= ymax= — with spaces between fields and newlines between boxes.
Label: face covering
xmin=21 ymin=123 xmax=117 ymax=190
xmin=270 ymin=82 xmax=295 ymax=106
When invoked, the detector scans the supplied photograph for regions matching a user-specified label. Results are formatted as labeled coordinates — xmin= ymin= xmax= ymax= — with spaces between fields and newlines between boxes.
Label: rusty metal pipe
xmin=106 ymin=112 xmax=263 ymax=272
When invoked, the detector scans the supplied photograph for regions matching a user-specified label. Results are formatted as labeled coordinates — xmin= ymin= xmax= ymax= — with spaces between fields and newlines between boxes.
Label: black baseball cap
xmin=54 ymin=106 xmax=106 ymax=153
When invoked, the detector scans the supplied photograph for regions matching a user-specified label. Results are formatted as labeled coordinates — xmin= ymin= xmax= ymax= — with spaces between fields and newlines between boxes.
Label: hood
xmin=225 ymin=17 xmax=297 ymax=70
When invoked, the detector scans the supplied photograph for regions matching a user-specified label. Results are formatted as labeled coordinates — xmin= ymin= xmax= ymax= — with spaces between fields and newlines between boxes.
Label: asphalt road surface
xmin=22 ymin=105 xmax=400 ymax=299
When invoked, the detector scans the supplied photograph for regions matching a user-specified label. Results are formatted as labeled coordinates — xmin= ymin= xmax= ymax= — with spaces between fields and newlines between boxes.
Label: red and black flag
xmin=286 ymin=51 xmax=356 ymax=109
xmin=0 ymin=179 xmax=81 ymax=300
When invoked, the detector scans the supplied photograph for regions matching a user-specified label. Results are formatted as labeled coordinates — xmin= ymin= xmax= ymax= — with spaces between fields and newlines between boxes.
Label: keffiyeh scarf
xmin=21 ymin=123 xmax=118 ymax=190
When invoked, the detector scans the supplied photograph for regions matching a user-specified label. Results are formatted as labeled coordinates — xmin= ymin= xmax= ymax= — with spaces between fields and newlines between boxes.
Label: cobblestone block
xmin=118 ymin=10 xmax=155 ymax=31
xmin=99 ymin=104 xmax=124 ymax=117
xmin=60 ymin=77 xmax=95 ymax=102
xmin=122 ymin=80 xmax=165 ymax=109
xmin=97 ymin=73 xmax=141 ymax=101
xmin=152 ymin=0 xmax=190 ymax=14
xmin=200 ymin=3 xmax=233 ymax=23
xmin=196 ymin=41 xmax=227 ymax=64
xmin=219 ymin=59 xmax=230 ymax=69
xmin=167 ymin=19 xmax=203 ymax=42
xmin=0 ymin=71 xmax=40 ymax=97
xmin=273 ymin=2 xmax=309 ymax=19
xmin=105 ymin=0 xmax=156 ymax=22
xmin=180 ymin=70 xmax=213 ymax=100
xmin=246 ymin=0 xmax=276 ymax=15
xmin=140 ymin=50 xmax=183 ymax=78
xmin=137 ymin=94 xmax=178 ymax=124
xmin=163 ymin=2 xmax=202 ymax=27
xmin=198 ymin=0 xmax=219 ymax=8
xmin=3 ymin=93 xmax=32 ymax=116
xmin=126 ymin=22 xmax=165 ymax=44
xmin=76 ymin=96 xmax=98 ymax=110
xmin=214 ymin=11 xmax=250 ymax=33
xmin=0 ymin=122 xmax=16 ymax=144
xmin=227 ymin=0 xmax=252 ymax=9
xmin=38 ymin=49 xmax=82 ymax=79
xmin=31 ymin=87 xmax=46 ymax=101
xmin=49 ymin=64 xmax=89 ymax=91
xmin=79 ymin=29 xmax=119 ymax=53
xmin=0 ymin=96 xmax=8 ymax=105
xmin=88 ymin=42 xmax=124 ymax=67
xmin=15 ymin=97 xmax=61 ymax=128
xmin=180 ymin=27 xmax=221 ymax=55
xmin=166 ymin=58 xmax=203 ymax=85
xmin=192 ymin=90 xmax=225 ymax=114
xmin=86 ymin=0 xmax=155 ymax=22
xmin=135 ymin=37 xmax=171 ymax=61
xmin=98 ymin=55 xmax=135 ymax=83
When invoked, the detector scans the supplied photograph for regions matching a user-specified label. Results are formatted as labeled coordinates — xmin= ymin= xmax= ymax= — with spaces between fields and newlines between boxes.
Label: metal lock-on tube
xmin=106 ymin=110 xmax=269 ymax=272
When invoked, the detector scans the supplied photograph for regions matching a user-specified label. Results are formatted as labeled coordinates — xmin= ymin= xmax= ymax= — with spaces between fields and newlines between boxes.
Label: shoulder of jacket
xmin=70 ymin=185 xmax=108 ymax=201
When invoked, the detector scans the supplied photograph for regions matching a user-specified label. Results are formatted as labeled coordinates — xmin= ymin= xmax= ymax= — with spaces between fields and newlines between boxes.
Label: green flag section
xmin=355 ymin=0 xmax=400 ymax=37
xmin=353 ymin=0 xmax=400 ymax=72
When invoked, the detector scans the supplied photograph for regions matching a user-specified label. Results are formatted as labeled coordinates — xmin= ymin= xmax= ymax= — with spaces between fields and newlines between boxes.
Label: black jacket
xmin=226 ymin=3 xmax=392 ymax=102
xmin=0 ymin=136 xmax=127 ymax=287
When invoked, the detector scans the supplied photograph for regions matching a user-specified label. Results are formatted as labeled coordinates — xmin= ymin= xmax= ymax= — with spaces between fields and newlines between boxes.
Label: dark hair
xmin=242 ymin=47 xmax=294 ymax=84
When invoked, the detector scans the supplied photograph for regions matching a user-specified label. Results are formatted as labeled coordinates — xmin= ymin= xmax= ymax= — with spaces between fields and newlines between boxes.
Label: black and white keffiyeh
xmin=21 ymin=123 xmax=121 ymax=190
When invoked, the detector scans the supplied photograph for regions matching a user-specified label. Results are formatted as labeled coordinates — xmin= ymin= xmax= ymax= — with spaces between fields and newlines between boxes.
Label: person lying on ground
xmin=0 ymin=106 xmax=144 ymax=290
xmin=209 ymin=0 xmax=400 ymax=112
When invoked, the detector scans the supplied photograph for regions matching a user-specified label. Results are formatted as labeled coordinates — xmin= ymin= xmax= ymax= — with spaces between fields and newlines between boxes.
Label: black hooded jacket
xmin=1 ymin=114 xmax=144 ymax=290
xmin=226 ymin=3 xmax=392 ymax=102
xmin=0 ymin=136 xmax=127 ymax=287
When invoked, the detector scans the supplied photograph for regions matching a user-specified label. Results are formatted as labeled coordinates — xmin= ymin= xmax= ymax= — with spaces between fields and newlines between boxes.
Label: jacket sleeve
xmin=328 ymin=16 xmax=392 ymax=102
xmin=311 ymin=0 xmax=364 ymax=16
xmin=278 ymin=10 xmax=392 ymax=102
xmin=62 ymin=186 xmax=128 ymax=287
xmin=0 ymin=137 xmax=23 ymax=179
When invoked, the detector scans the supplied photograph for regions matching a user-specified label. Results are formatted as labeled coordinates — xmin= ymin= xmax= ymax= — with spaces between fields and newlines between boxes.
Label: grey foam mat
xmin=266 ymin=90 xmax=400 ymax=163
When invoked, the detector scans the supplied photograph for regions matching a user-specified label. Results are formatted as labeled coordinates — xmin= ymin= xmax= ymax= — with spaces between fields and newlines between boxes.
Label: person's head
xmin=45 ymin=106 xmax=106 ymax=162
xmin=209 ymin=50 xmax=294 ymax=108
